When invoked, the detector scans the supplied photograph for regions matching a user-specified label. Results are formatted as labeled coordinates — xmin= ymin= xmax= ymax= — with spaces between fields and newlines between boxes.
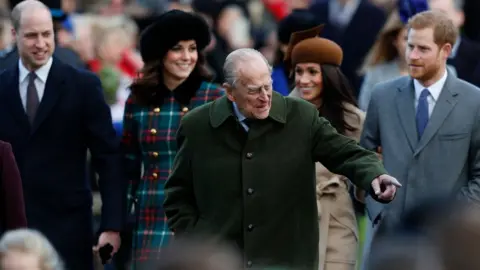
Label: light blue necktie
xmin=416 ymin=89 xmax=430 ymax=138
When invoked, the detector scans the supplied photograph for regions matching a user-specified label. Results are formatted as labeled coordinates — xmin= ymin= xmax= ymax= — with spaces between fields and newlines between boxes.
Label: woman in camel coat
xmin=286 ymin=25 xmax=365 ymax=270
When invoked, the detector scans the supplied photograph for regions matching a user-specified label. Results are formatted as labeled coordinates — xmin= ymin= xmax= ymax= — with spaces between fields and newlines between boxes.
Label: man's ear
xmin=223 ymin=83 xmax=235 ymax=102
xmin=442 ymin=43 xmax=453 ymax=59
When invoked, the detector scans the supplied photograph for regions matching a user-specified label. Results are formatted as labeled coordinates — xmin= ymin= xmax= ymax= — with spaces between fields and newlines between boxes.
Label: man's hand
xmin=93 ymin=231 xmax=121 ymax=260
xmin=371 ymin=174 xmax=401 ymax=201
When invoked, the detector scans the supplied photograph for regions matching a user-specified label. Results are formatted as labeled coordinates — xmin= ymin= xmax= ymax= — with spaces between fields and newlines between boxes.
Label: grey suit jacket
xmin=360 ymin=71 xmax=480 ymax=229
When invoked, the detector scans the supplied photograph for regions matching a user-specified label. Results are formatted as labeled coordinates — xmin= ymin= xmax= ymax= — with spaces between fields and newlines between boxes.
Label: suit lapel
xmin=395 ymin=79 xmax=417 ymax=152
xmin=414 ymin=75 xmax=458 ymax=156
xmin=31 ymin=58 xmax=66 ymax=134
xmin=1 ymin=66 xmax=30 ymax=132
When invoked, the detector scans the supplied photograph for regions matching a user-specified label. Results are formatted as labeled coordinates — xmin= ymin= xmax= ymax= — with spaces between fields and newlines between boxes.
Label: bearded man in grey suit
xmin=360 ymin=9 xmax=480 ymax=263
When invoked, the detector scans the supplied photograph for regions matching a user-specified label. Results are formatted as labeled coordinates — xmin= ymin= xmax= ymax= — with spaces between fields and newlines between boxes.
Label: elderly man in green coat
xmin=164 ymin=48 xmax=401 ymax=270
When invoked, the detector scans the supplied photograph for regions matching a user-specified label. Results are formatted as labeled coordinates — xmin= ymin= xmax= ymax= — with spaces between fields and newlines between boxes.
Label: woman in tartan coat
xmin=120 ymin=10 xmax=224 ymax=269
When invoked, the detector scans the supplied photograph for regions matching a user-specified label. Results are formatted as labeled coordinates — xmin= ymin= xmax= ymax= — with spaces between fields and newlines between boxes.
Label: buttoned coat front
xmin=164 ymin=92 xmax=387 ymax=270
xmin=121 ymin=81 xmax=224 ymax=268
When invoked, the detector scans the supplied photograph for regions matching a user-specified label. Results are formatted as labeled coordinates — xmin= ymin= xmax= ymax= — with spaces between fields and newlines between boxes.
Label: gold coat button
xmin=153 ymin=107 xmax=160 ymax=113
xmin=150 ymin=128 xmax=157 ymax=134
xmin=182 ymin=107 xmax=189 ymax=112
xmin=152 ymin=152 xmax=158 ymax=157
xmin=152 ymin=172 xmax=158 ymax=178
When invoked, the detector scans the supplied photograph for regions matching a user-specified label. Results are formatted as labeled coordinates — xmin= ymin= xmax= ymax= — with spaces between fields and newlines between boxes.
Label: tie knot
xmin=420 ymin=89 xmax=430 ymax=99
xmin=29 ymin=72 xmax=37 ymax=82
xmin=243 ymin=118 xmax=256 ymax=127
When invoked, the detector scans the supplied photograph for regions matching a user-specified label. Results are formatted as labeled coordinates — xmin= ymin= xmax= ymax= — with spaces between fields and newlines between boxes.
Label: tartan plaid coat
xmin=121 ymin=80 xmax=224 ymax=268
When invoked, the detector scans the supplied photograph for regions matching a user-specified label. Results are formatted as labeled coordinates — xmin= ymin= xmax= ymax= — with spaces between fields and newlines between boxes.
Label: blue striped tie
xmin=416 ymin=89 xmax=430 ymax=138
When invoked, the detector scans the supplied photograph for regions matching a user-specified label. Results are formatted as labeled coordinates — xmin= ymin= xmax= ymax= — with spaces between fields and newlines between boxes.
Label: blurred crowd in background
xmin=2 ymin=0 xmax=480 ymax=269
xmin=1 ymin=0 xmax=480 ymax=117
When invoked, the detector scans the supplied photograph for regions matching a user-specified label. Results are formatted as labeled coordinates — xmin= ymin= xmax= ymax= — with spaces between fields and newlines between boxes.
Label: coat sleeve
xmin=311 ymin=106 xmax=387 ymax=196
xmin=83 ymin=72 xmax=125 ymax=232
xmin=460 ymin=103 xmax=480 ymax=203
xmin=1 ymin=142 xmax=27 ymax=230
xmin=163 ymin=123 xmax=198 ymax=234
xmin=120 ymin=95 xmax=142 ymax=213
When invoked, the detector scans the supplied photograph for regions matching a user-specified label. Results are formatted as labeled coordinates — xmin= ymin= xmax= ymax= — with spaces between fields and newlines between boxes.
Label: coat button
xmin=152 ymin=152 xmax=158 ymax=157
xmin=247 ymin=224 xmax=254 ymax=231
xmin=246 ymin=152 xmax=253 ymax=159
xmin=152 ymin=172 xmax=158 ymax=178
xmin=150 ymin=128 xmax=157 ymax=134
xmin=153 ymin=107 xmax=160 ymax=113
xmin=246 ymin=261 xmax=253 ymax=268
xmin=182 ymin=107 xmax=189 ymax=112
xmin=247 ymin=188 xmax=254 ymax=195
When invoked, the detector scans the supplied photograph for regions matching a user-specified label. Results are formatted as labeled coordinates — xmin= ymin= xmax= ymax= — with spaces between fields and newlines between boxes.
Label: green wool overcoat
xmin=164 ymin=92 xmax=388 ymax=269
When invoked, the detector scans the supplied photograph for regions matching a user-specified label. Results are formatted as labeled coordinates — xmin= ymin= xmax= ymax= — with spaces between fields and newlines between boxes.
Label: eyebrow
xmin=245 ymin=81 xmax=272 ymax=89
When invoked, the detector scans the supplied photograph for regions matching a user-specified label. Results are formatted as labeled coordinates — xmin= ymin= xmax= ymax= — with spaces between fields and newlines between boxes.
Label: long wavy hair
xmin=359 ymin=10 xmax=405 ymax=75
xmin=130 ymin=51 xmax=213 ymax=103
xmin=315 ymin=64 xmax=359 ymax=135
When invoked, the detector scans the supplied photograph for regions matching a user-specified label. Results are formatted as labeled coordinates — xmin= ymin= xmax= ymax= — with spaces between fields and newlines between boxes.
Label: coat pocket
xmin=438 ymin=132 xmax=469 ymax=140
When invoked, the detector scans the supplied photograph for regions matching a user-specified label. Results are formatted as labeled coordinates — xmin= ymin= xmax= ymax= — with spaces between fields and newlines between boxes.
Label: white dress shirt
xmin=413 ymin=69 xmax=448 ymax=117
xmin=329 ymin=0 xmax=360 ymax=28
xmin=18 ymin=57 xmax=53 ymax=110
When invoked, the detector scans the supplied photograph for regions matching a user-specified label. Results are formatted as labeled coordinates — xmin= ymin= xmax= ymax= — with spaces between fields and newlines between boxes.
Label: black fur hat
xmin=139 ymin=10 xmax=211 ymax=63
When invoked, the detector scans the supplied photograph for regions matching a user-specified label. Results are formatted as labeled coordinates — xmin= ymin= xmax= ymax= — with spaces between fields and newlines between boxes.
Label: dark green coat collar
xmin=209 ymin=91 xmax=287 ymax=128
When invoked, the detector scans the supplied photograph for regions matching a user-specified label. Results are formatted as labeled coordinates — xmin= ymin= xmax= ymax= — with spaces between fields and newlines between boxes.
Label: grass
xmin=356 ymin=215 xmax=367 ymax=269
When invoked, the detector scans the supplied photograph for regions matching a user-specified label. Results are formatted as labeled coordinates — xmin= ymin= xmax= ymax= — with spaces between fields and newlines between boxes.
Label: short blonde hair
xmin=407 ymin=10 xmax=458 ymax=47
xmin=0 ymin=229 xmax=64 ymax=270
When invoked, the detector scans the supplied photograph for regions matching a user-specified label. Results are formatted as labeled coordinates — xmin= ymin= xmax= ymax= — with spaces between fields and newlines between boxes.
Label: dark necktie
xmin=243 ymin=118 xmax=253 ymax=128
xmin=26 ymin=72 xmax=39 ymax=124
xmin=416 ymin=89 xmax=430 ymax=139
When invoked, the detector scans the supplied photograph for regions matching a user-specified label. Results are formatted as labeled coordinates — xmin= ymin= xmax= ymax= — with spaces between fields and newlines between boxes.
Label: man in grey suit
xmin=360 ymin=9 xmax=480 ymax=266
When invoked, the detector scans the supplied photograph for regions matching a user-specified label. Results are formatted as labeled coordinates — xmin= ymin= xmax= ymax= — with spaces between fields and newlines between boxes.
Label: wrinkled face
xmin=406 ymin=27 xmax=449 ymax=82
xmin=13 ymin=8 xmax=55 ymax=71
xmin=1 ymin=251 xmax=41 ymax=270
xmin=163 ymin=40 xmax=198 ymax=81
xmin=294 ymin=62 xmax=323 ymax=102
xmin=225 ymin=57 xmax=273 ymax=119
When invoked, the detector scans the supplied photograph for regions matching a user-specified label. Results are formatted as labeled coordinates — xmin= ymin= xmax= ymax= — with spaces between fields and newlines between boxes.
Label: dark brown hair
xmin=130 ymin=52 xmax=213 ymax=104
xmin=317 ymin=65 xmax=359 ymax=135
xmin=407 ymin=10 xmax=458 ymax=47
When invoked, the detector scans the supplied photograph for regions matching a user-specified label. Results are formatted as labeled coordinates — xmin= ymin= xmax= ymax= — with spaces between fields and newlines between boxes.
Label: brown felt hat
xmin=284 ymin=25 xmax=343 ymax=72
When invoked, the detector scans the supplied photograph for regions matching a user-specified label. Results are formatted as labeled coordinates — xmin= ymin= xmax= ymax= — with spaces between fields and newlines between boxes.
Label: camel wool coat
xmin=290 ymin=89 xmax=365 ymax=270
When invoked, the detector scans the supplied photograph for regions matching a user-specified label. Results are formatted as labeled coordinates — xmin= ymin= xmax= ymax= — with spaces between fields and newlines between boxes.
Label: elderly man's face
xmin=225 ymin=57 xmax=273 ymax=119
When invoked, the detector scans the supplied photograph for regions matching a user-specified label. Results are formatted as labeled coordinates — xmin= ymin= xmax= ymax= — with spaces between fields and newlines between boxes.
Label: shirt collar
xmin=18 ymin=57 xmax=53 ymax=83
xmin=232 ymin=102 xmax=247 ymax=122
xmin=329 ymin=0 xmax=360 ymax=22
xmin=210 ymin=92 xmax=287 ymax=128
xmin=413 ymin=68 xmax=448 ymax=102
